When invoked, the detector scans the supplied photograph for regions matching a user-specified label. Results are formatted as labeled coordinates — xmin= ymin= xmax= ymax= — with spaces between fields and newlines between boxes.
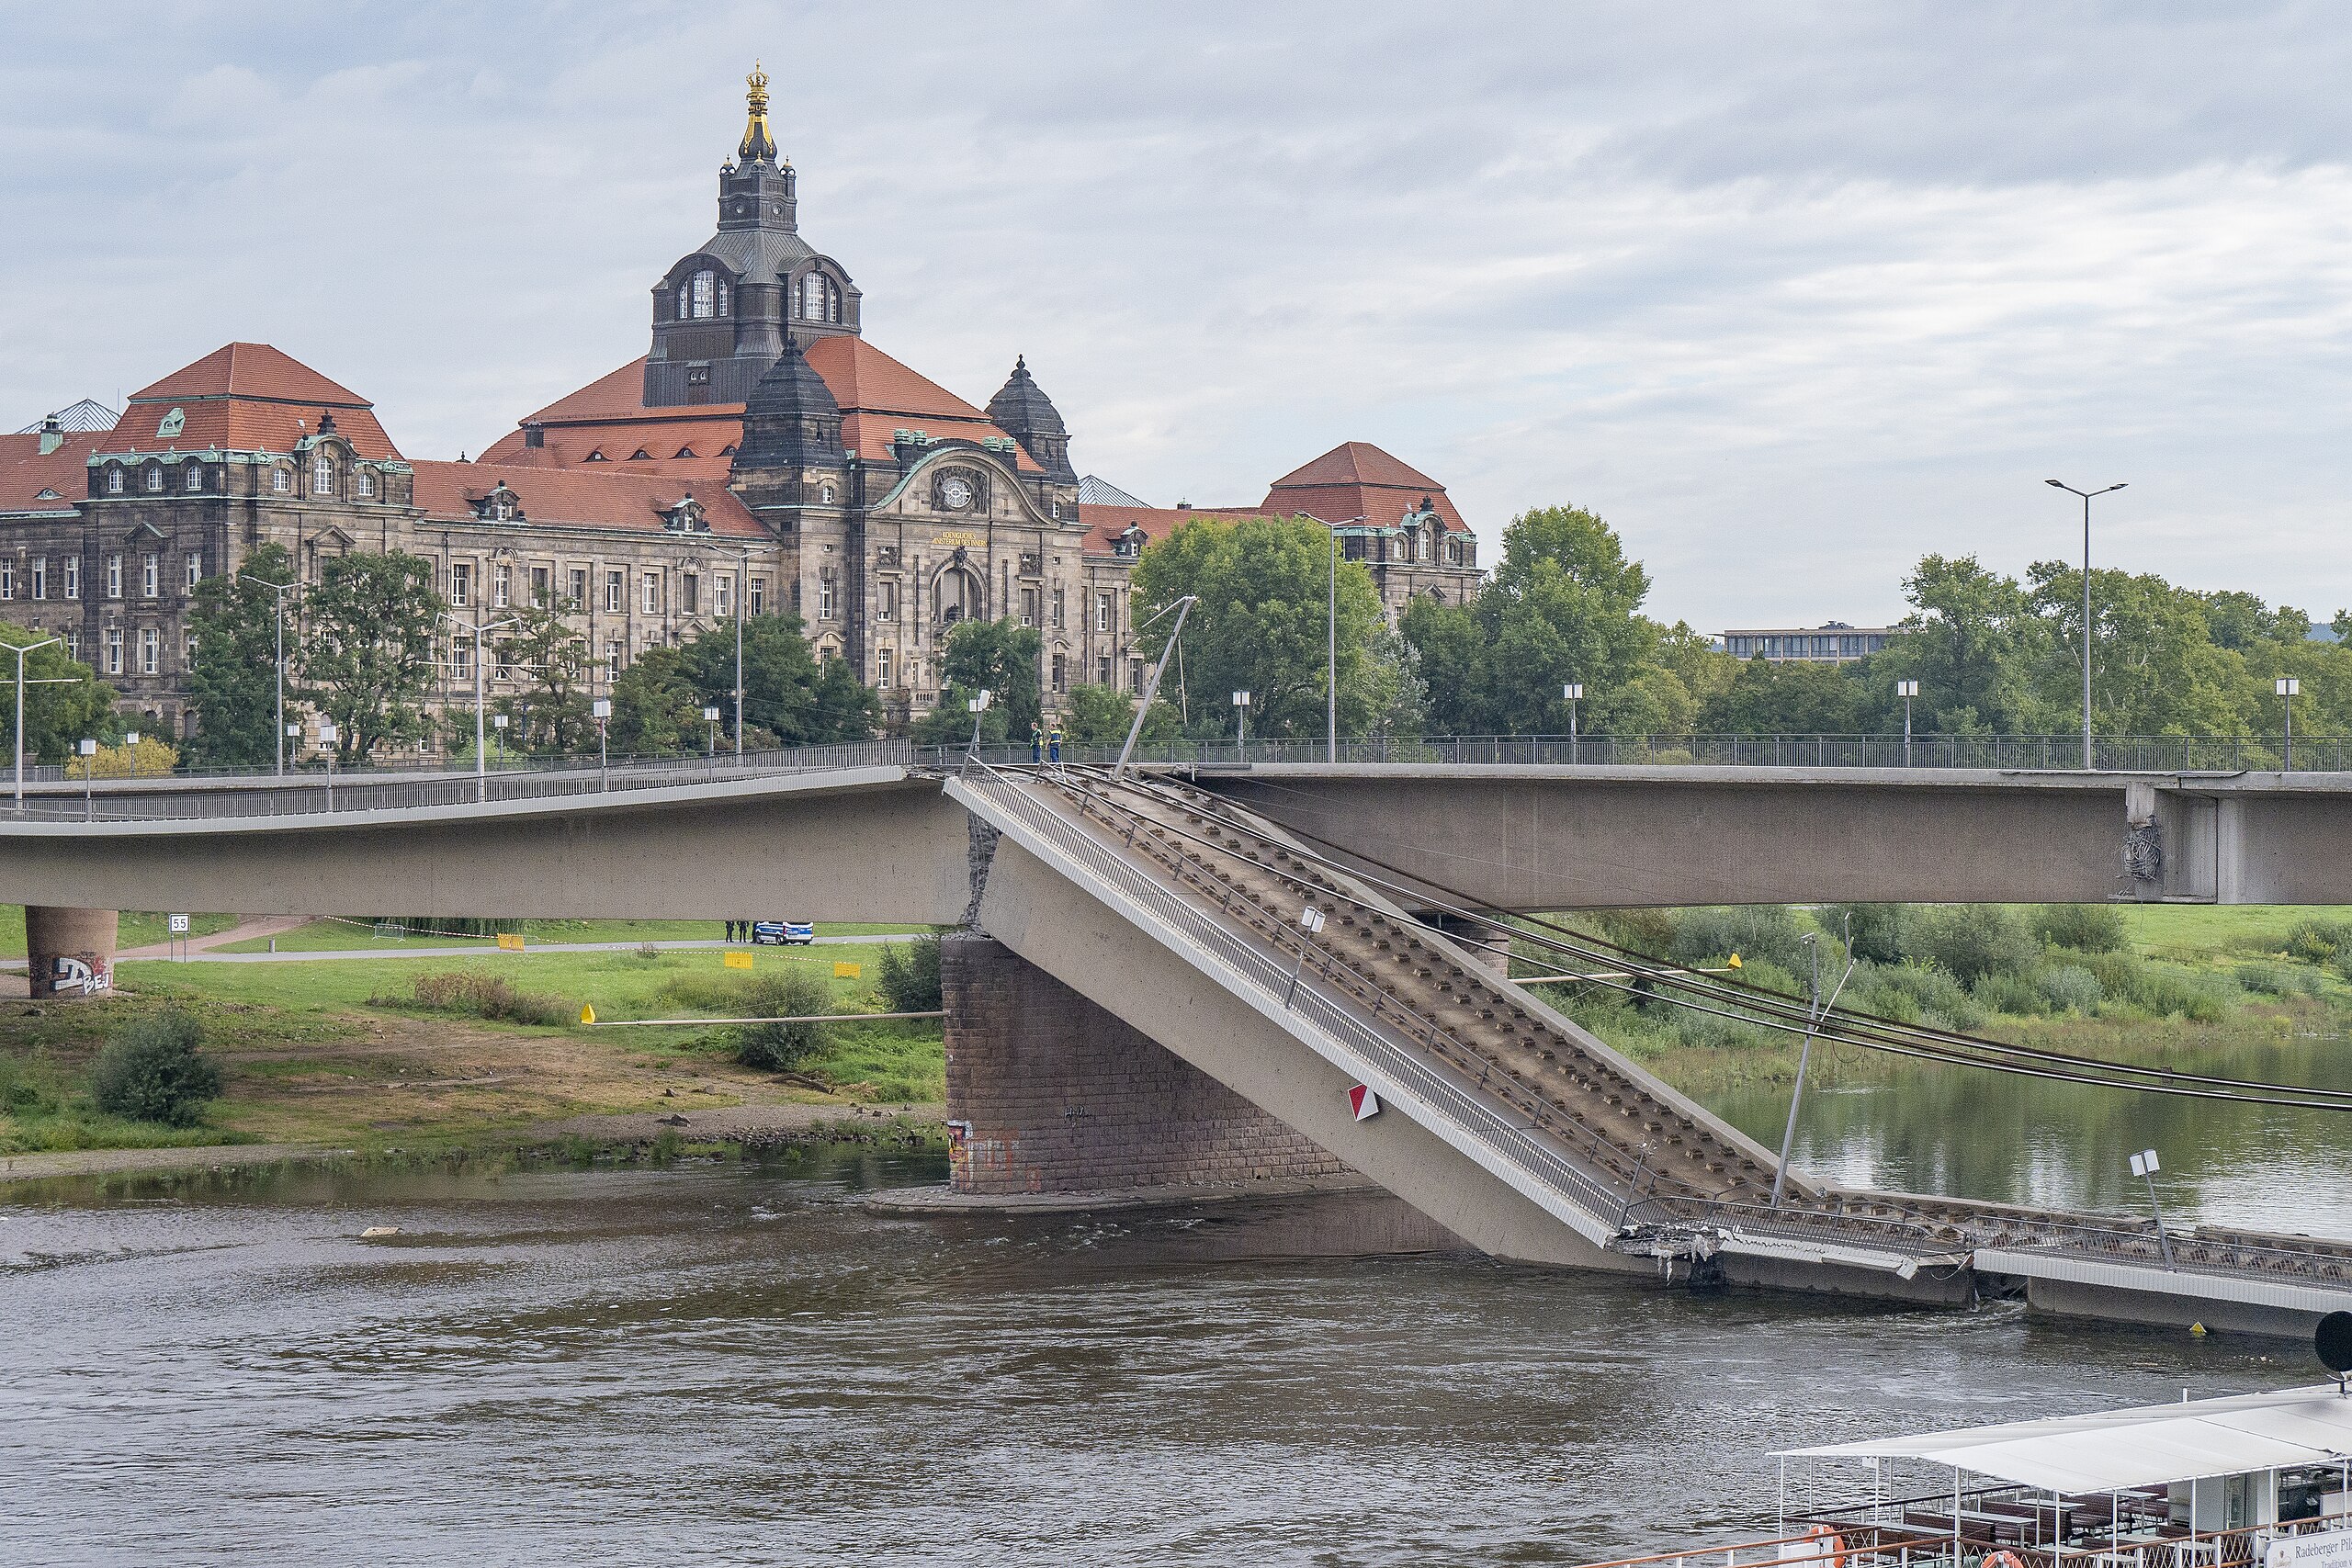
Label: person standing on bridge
xmin=1048 ymin=725 xmax=1063 ymax=764
xmin=1031 ymin=722 xmax=1044 ymax=764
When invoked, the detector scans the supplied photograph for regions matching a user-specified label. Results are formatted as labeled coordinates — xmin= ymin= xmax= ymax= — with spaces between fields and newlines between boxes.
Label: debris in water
xmin=359 ymin=1225 xmax=401 ymax=1239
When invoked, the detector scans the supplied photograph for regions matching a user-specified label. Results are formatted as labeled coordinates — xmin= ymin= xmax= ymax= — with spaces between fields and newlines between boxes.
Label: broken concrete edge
xmin=860 ymin=1171 xmax=1382 ymax=1214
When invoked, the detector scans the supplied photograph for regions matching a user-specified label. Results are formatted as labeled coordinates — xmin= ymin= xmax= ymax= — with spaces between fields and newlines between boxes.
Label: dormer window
xmin=355 ymin=469 xmax=372 ymax=498
xmin=184 ymin=464 xmax=202 ymax=492
xmin=673 ymin=446 xmax=696 ymax=459
xmin=662 ymin=494 xmax=708 ymax=532
xmin=474 ymin=484 xmax=522 ymax=523
xmin=583 ymin=449 xmax=608 ymax=463
xmin=272 ymin=467 xmax=290 ymax=492
xmin=628 ymin=448 xmax=651 ymax=461
xmin=800 ymin=272 xmax=842 ymax=323
xmin=689 ymin=269 xmax=716 ymax=319
xmin=107 ymin=467 xmax=123 ymax=495
xmin=155 ymin=407 xmax=185 ymax=439
xmin=312 ymin=455 xmax=334 ymax=493
xmin=820 ymin=482 xmax=835 ymax=504
xmin=144 ymin=466 xmax=163 ymax=493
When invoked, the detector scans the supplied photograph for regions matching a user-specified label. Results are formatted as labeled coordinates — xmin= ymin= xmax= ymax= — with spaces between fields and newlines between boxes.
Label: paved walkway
xmin=4 ymin=931 xmax=933 ymax=968
xmin=118 ymin=913 xmax=310 ymax=960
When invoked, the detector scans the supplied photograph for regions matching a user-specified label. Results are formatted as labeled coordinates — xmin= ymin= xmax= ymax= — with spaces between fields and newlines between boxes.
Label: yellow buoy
xmin=579 ymin=1002 xmax=596 ymax=1025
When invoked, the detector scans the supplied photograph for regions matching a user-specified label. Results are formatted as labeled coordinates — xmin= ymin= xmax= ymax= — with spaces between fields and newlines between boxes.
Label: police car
xmin=751 ymin=920 xmax=815 ymax=946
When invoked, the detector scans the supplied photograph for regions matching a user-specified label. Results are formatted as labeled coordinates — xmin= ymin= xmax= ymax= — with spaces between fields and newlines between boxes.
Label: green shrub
xmin=1972 ymin=971 xmax=2047 ymax=1017
xmin=2130 ymin=965 xmax=2232 ymax=1022
xmin=1669 ymin=906 xmax=1812 ymax=976
xmin=876 ymin=937 xmax=943 ymax=1013
xmin=378 ymin=971 xmax=568 ymax=1027
xmin=88 ymin=1011 xmax=221 ymax=1127
xmin=1826 ymin=903 xmax=1910 ymax=964
xmin=1910 ymin=905 xmax=2036 ymax=984
xmin=1859 ymin=961 xmax=1984 ymax=1031
xmin=2236 ymin=962 xmax=2318 ymax=998
xmin=2029 ymin=904 xmax=2128 ymax=953
xmin=0 ymin=1055 xmax=52 ymax=1114
xmin=2284 ymin=919 xmax=2352 ymax=964
xmin=733 ymin=971 xmax=835 ymax=1072
xmin=2037 ymin=964 xmax=2106 ymax=1014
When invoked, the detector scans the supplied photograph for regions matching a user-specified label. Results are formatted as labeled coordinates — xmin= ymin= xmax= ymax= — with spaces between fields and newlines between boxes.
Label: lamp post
xmin=78 ymin=737 xmax=96 ymax=821
xmin=1305 ymin=513 xmax=1367 ymax=763
xmin=1771 ymin=915 xmax=1856 ymax=1208
xmin=439 ymin=611 xmax=518 ymax=803
xmin=966 ymin=689 xmax=992 ymax=762
xmin=705 ymin=544 xmax=779 ymax=761
xmin=2278 ymin=677 xmax=2301 ymax=772
xmin=492 ymin=711 xmax=509 ymax=770
xmin=1563 ymin=682 xmax=1584 ymax=762
xmin=1232 ymin=690 xmax=1250 ymax=753
xmin=2130 ymin=1147 xmax=2176 ymax=1269
xmin=702 ymin=705 xmax=721 ymax=778
xmin=2045 ymin=479 xmax=2126 ymax=770
xmin=1896 ymin=679 xmax=1919 ymax=767
xmin=1117 ymin=594 xmax=1198 ymax=777
xmin=239 ymin=572 xmax=301 ymax=777
xmin=592 ymin=696 xmax=612 ymax=789
xmin=317 ymin=720 xmax=337 ymax=808
xmin=8 ymin=636 xmax=60 ymax=807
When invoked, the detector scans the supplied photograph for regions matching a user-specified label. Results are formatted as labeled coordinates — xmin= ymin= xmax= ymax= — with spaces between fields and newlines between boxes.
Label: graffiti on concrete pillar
xmin=49 ymin=953 xmax=112 ymax=997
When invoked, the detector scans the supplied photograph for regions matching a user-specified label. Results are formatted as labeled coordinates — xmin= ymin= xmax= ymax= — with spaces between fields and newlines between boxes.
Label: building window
xmin=492 ymin=562 xmax=511 ymax=609
xmin=107 ymin=556 xmax=122 ymax=600
xmin=605 ymin=570 xmax=624 ymax=613
xmin=183 ymin=629 xmax=196 ymax=668
xmin=313 ymin=456 xmax=333 ymax=494
xmin=450 ymin=563 xmax=471 ymax=607
xmin=0 ymin=562 xmax=13 ymax=601
xmin=1098 ymin=655 xmax=1112 ymax=686
xmin=1130 ymin=658 xmax=1146 ymax=694
xmin=1051 ymin=651 xmax=1067 ymax=693
xmin=450 ymin=639 xmax=472 ymax=682
xmin=107 ymin=468 xmax=123 ymax=495
xmin=104 ymin=627 xmax=123 ymax=674
xmin=1020 ymin=587 xmax=1036 ymax=627
xmin=750 ymin=576 xmax=766 ymax=615
xmin=186 ymin=551 xmax=201 ymax=589
xmin=879 ymin=648 xmax=894 ymax=688
xmin=1095 ymin=592 xmax=1114 ymax=633
xmin=140 ymin=627 xmax=159 ymax=675
xmin=355 ymin=469 xmax=373 ymax=498
xmin=63 ymin=558 xmax=78 ymax=599
xmin=878 ymin=580 xmax=897 ymax=620
xmin=690 ymin=269 xmax=716 ymax=319
xmin=141 ymin=553 xmax=158 ymax=598
xmin=716 ymin=574 xmax=732 ymax=618
xmin=568 ymin=568 xmax=587 ymax=606
xmin=682 ymin=572 xmax=699 ymax=615
xmin=812 ymin=575 xmax=832 ymax=620
xmin=1051 ymin=588 xmax=1065 ymax=629
xmin=530 ymin=566 xmax=550 ymax=609
xmin=144 ymin=466 xmax=163 ymax=493
xmin=605 ymin=637 xmax=623 ymax=676
xmin=31 ymin=558 xmax=45 ymax=600
xmin=185 ymin=464 xmax=202 ymax=492
xmin=272 ymin=467 xmax=290 ymax=492
xmin=64 ymin=628 xmax=79 ymax=660
xmin=641 ymin=572 xmax=660 ymax=615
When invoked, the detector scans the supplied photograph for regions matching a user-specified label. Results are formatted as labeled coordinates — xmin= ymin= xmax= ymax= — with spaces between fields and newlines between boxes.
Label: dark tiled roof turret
xmin=986 ymin=356 xmax=1075 ymax=482
xmin=732 ymin=336 xmax=844 ymax=473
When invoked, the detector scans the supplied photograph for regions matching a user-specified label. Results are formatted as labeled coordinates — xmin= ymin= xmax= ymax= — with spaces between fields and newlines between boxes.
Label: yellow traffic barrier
xmin=724 ymin=951 xmax=754 ymax=970
xmin=833 ymin=961 xmax=863 ymax=980
xmin=496 ymin=932 xmax=526 ymax=952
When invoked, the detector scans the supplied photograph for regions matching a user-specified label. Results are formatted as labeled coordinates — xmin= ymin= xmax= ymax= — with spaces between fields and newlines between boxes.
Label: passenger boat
xmin=1578 ymin=1317 xmax=2352 ymax=1568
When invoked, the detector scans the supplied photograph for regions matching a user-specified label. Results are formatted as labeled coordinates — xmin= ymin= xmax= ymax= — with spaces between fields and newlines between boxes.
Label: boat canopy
xmin=1781 ymin=1384 xmax=2352 ymax=1493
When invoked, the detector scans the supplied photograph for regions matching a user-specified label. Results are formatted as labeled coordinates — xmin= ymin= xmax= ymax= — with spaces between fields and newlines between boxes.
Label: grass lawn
xmin=206 ymin=918 xmax=942 ymax=953
xmin=2113 ymin=904 xmax=2352 ymax=964
xmin=0 ymin=908 xmax=240 ymax=958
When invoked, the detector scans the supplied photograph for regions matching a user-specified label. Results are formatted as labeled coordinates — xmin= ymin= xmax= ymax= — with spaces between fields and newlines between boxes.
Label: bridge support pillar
xmin=942 ymin=931 xmax=1350 ymax=1195
xmin=25 ymin=907 xmax=118 ymax=999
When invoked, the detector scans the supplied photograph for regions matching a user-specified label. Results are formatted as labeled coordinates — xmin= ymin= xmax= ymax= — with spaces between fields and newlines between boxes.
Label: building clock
xmin=939 ymin=475 xmax=974 ymax=511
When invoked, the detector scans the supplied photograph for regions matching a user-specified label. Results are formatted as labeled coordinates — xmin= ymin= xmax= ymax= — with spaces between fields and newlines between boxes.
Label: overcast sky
xmin=7 ymin=2 xmax=2352 ymax=631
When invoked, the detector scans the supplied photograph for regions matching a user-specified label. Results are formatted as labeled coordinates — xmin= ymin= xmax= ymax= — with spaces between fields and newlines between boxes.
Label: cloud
xmin=7 ymin=1 xmax=2352 ymax=628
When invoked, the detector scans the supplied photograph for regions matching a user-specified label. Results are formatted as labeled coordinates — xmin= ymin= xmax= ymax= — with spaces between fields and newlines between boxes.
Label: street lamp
xmin=1896 ymin=679 xmax=1919 ymax=767
xmin=2045 ymin=480 xmax=2126 ymax=770
xmin=1232 ymin=690 xmax=1250 ymax=751
xmin=239 ymin=572 xmax=301 ymax=777
xmin=2129 ymin=1147 xmax=2176 ymax=1269
xmin=1304 ymin=513 xmax=1367 ymax=763
xmin=704 ymin=544 xmax=781 ymax=761
xmin=1563 ymin=682 xmax=1584 ymax=761
xmin=317 ymin=720 xmax=338 ymax=807
xmin=592 ymin=696 xmax=612 ymax=789
xmin=78 ymin=737 xmax=96 ymax=821
xmin=7 ymin=636 xmax=61 ymax=807
xmin=492 ymin=711 xmax=509 ymax=769
xmin=2278 ymin=677 xmax=2301 ymax=772
xmin=438 ymin=611 xmax=518 ymax=803
xmin=702 ymin=705 xmax=721 ymax=777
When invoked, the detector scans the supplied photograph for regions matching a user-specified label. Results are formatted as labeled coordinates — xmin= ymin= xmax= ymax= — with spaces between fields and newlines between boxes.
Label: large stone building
xmin=0 ymin=68 xmax=1483 ymax=746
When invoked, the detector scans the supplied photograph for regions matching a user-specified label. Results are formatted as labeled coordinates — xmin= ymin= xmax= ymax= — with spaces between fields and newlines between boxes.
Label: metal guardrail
xmin=918 ymin=734 xmax=2352 ymax=772
xmin=5 ymin=740 xmax=913 ymax=822
xmin=955 ymin=769 xmax=1646 ymax=1236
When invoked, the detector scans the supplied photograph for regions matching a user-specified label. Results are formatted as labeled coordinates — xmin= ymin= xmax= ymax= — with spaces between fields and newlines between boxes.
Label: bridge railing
xmin=6 ymin=740 xmax=914 ymax=821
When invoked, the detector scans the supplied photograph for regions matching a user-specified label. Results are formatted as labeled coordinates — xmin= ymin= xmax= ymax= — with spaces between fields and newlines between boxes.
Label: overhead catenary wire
xmin=1069 ymin=768 xmax=2352 ymax=1114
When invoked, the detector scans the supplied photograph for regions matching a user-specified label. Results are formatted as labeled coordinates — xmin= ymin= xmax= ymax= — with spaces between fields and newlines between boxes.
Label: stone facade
xmin=942 ymin=931 xmax=1349 ymax=1195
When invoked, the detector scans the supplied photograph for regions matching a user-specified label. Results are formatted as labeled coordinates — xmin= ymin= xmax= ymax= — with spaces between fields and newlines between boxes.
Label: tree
xmin=2028 ymin=563 xmax=2245 ymax=736
xmin=910 ymin=617 xmax=1042 ymax=747
xmin=1132 ymin=515 xmax=1389 ymax=739
xmin=492 ymin=602 xmax=594 ymax=755
xmin=1872 ymin=555 xmax=2052 ymax=734
xmin=675 ymin=613 xmax=877 ymax=746
xmin=1698 ymin=656 xmax=1867 ymax=734
xmin=300 ymin=552 xmax=444 ymax=761
xmin=0 ymin=622 xmax=116 ymax=764
xmin=610 ymin=644 xmax=705 ymax=754
xmin=1062 ymin=682 xmax=1178 ymax=748
xmin=89 ymin=1010 xmax=220 ymax=1127
xmin=185 ymin=542 xmax=295 ymax=766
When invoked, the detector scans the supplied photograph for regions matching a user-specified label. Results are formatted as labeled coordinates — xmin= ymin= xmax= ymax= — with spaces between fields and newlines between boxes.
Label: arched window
xmin=691 ymin=270 xmax=716 ymax=319
xmin=144 ymin=465 xmax=163 ymax=493
xmin=184 ymin=463 xmax=202 ymax=492
xmin=801 ymin=272 xmax=841 ymax=323
xmin=675 ymin=283 xmax=689 ymax=320
xmin=716 ymin=278 xmax=729 ymax=316
xmin=313 ymin=455 xmax=334 ymax=493
xmin=934 ymin=564 xmax=983 ymax=625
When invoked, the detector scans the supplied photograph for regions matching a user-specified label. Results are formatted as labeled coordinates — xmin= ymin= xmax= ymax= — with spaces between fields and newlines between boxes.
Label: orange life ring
xmin=1984 ymin=1551 xmax=2028 ymax=1568
xmin=1804 ymin=1526 xmax=1848 ymax=1568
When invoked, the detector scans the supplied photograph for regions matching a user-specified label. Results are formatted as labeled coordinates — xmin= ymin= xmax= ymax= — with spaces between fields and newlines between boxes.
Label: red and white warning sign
xmin=1349 ymin=1083 xmax=1381 ymax=1121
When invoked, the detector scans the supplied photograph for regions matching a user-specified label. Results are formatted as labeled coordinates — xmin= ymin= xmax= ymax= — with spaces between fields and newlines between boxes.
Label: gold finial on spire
xmin=740 ymin=60 xmax=777 ymax=163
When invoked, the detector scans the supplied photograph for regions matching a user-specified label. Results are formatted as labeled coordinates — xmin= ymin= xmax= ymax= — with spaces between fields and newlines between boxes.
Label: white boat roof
xmin=1781 ymin=1384 xmax=2352 ymax=1493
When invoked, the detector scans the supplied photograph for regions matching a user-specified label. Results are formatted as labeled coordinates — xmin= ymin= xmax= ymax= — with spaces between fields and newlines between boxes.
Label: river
xmin=5 ymin=1081 xmax=2332 ymax=1568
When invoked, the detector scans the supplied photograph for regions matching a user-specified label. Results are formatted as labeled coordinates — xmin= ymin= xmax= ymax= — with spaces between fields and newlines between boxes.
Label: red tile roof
xmin=409 ymin=461 xmax=764 ymax=537
xmin=1076 ymin=503 xmax=1278 ymax=555
xmin=1261 ymin=440 xmax=1468 ymax=533
xmin=114 ymin=343 xmax=401 ymax=460
xmin=0 ymin=429 xmax=107 ymax=514
xmin=482 ymin=338 xmax=1040 ymax=472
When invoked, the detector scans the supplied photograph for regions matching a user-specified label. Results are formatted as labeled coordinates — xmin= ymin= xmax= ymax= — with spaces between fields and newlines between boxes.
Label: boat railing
xmin=1567 ymin=1526 xmax=1957 ymax=1568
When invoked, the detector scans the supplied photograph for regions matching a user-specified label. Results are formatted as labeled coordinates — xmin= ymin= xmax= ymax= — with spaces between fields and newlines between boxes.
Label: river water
xmin=6 ymin=1042 xmax=2348 ymax=1567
